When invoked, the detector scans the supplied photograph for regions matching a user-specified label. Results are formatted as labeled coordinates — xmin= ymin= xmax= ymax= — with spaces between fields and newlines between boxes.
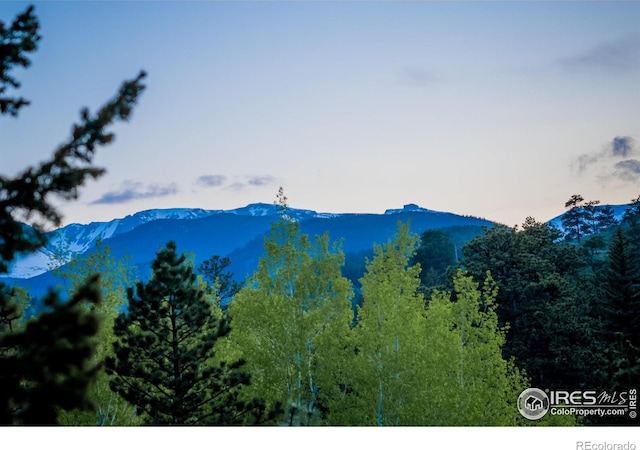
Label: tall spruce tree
xmin=107 ymin=241 xmax=271 ymax=425
xmin=601 ymin=227 xmax=640 ymax=391
xmin=0 ymin=5 xmax=146 ymax=424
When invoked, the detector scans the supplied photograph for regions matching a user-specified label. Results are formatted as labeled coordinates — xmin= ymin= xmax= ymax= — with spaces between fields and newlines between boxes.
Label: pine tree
xmin=601 ymin=227 xmax=640 ymax=390
xmin=106 ymin=241 xmax=271 ymax=425
xmin=0 ymin=5 xmax=146 ymax=424
xmin=622 ymin=194 xmax=640 ymax=226
xmin=197 ymin=254 xmax=241 ymax=308
xmin=596 ymin=205 xmax=618 ymax=230
xmin=561 ymin=194 xmax=600 ymax=242
xmin=0 ymin=277 xmax=103 ymax=424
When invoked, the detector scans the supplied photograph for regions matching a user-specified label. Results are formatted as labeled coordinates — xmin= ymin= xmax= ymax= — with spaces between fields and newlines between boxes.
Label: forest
xmin=1 ymin=6 xmax=639 ymax=426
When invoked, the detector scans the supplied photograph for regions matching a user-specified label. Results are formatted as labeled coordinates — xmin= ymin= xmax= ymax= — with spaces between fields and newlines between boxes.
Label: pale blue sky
xmin=2 ymin=1 xmax=639 ymax=227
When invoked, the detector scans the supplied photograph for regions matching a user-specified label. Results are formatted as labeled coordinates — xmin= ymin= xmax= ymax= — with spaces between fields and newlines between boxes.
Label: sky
xmin=1 ymin=0 xmax=639 ymax=228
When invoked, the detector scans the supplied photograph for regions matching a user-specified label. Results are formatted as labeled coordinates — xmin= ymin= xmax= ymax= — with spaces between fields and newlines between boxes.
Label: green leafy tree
xmin=422 ymin=271 xmax=535 ymax=425
xmin=333 ymin=225 xmax=538 ymax=426
xmin=229 ymin=188 xmax=353 ymax=425
xmin=51 ymin=240 xmax=140 ymax=425
xmin=107 ymin=241 xmax=271 ymax=425
xmin=339 ymin=223 xmax=428 ymax=426
xmin=0 ymin=5 xmax=146 ymax=424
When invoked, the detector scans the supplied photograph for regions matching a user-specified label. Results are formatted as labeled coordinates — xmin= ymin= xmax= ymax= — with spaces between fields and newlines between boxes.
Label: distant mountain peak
xmin=384 ymin=204 xmax=436 ymax=215
xmin=228 ymin=203 xmax=278 ymax=217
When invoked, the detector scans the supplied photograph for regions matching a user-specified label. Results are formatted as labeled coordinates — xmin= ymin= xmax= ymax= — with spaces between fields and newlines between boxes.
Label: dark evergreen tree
xmin=561 ymin=196 xmax=616 ymax=240
xmin=107 ymin=241 xmax=274 ymax=425
xmin=462 ymin=219 xmax=606 ymax=390
xmin=562 ymin=194 xmax=586 ymax=242
xmin=0 ymin=277 xmax=102 ymax=424
xmin=622 ymin=195 xmax=640 ymax=224
xmin=582 ymin=200 xmax=601 ymax=235
xmin=197 ymin=255 xmax=241 ymax=307
xmin=600 ymin=227 xmax=640 ymax=391
xmin=596 ymin=204 xmax=618 ymax=230
xmin=0 ymin=5 xmax=146 ymax=424
xmin=561 ymin=194 xmax=604 ymax=242
xmin=410 ymin=229 xmax=456 ymax=296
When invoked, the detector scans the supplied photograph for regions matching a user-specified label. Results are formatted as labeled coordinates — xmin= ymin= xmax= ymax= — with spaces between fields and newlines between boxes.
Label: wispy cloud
xmin=611 ymin=136 xmax=635 ymax=157
xmin=196 ymin=174 xmax=227 ymax=187
xmin=558 ymin=34 xmax=640 ymax=74
xmin=91 ymin=180 xmax=179 ymax=205
xmin=611 ymin=159 xmax=640 ymax=182
xmin=224 ymin=182 xmax=247 ymax=192
xmin=572 ymin=136 xmax=639 ymax=184
xmin=247 ymin=175 xmax=277 ymax=186
xmin=402 ymin=68 xmax=445 ymax=87
xmin=201 ymin=174 xmax=279 ymax=192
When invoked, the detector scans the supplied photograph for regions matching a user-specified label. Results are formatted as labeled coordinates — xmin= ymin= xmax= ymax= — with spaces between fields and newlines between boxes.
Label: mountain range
xmin=1 ymin=201 xmax=632 ymax=299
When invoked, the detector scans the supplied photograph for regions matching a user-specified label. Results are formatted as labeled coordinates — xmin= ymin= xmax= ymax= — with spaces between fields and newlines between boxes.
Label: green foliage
xmin=462 ymin=219 xmax=606 ymax=390
xmin=107 ymin=241 xmax=271 ymax=425
xmin=622 ymin=194 xmax=640 ymax=226
xmin=197 ymin=254 xmax=241 ymax=307
xmin=0 ymin=5 xmax=40 ymax=116
xmin=0 ymin=276 xmax=102 ymax=424
xmin=229 ymin=189 xmax=353 ymax=425
xmin=422 ymin=271 xmax=528 ymax=426
xmin=339 ymin=223 xmax=427 ymax=426
xmin=52 ymin=240 xmax=140 ymax=425
xmin=561 ymin=195 xmax=618 ymax=243
xmin=600 ymin=227 xmax=640 ymax=391
xmin=411 ymin=229 xmax=456 ymax=296
xmin=331 ymin=223 xmax=528 ymax=425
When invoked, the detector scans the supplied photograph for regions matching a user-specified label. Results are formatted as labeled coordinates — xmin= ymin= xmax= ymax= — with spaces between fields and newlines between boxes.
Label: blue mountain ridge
xmin=4 ymin=201 xmax=634 ymax=300
xmin=2 ymin=203 xmax=493 ymax=297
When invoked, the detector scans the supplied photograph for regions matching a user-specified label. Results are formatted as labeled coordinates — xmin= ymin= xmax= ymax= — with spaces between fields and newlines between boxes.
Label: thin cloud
xmin=572 ymin=136 xmax=637 ymax=174
xmin=558 ymin=34 xmax=640 ymax=74
xmin=247 ymin=175 xmax=277 ymax=186
xmin=612 ymin=159 xmax=640 ymax=182
xmin=90 ymin=180 xmax=179 ymax=205
xmin=573 ymin=136 xmax=640 ymax=185
xmin=224 ymin=182 xmax=246 ymax=192
xmin=220 ymin=175 xmax=278 ymax=192
xmin=196 ymin=174 xmax=226 ymax=187
xmin=402 ymin=68 xmax=444 ymax=87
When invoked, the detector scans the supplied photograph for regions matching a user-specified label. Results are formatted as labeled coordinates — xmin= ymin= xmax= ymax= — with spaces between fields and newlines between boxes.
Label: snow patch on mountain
xmin=4 ymin=203 xmax=449 ymax=279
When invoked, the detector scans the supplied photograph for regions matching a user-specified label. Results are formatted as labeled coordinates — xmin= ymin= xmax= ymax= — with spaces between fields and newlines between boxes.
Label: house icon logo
xmin=518 ymin=388 xmax=550 ymax=420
